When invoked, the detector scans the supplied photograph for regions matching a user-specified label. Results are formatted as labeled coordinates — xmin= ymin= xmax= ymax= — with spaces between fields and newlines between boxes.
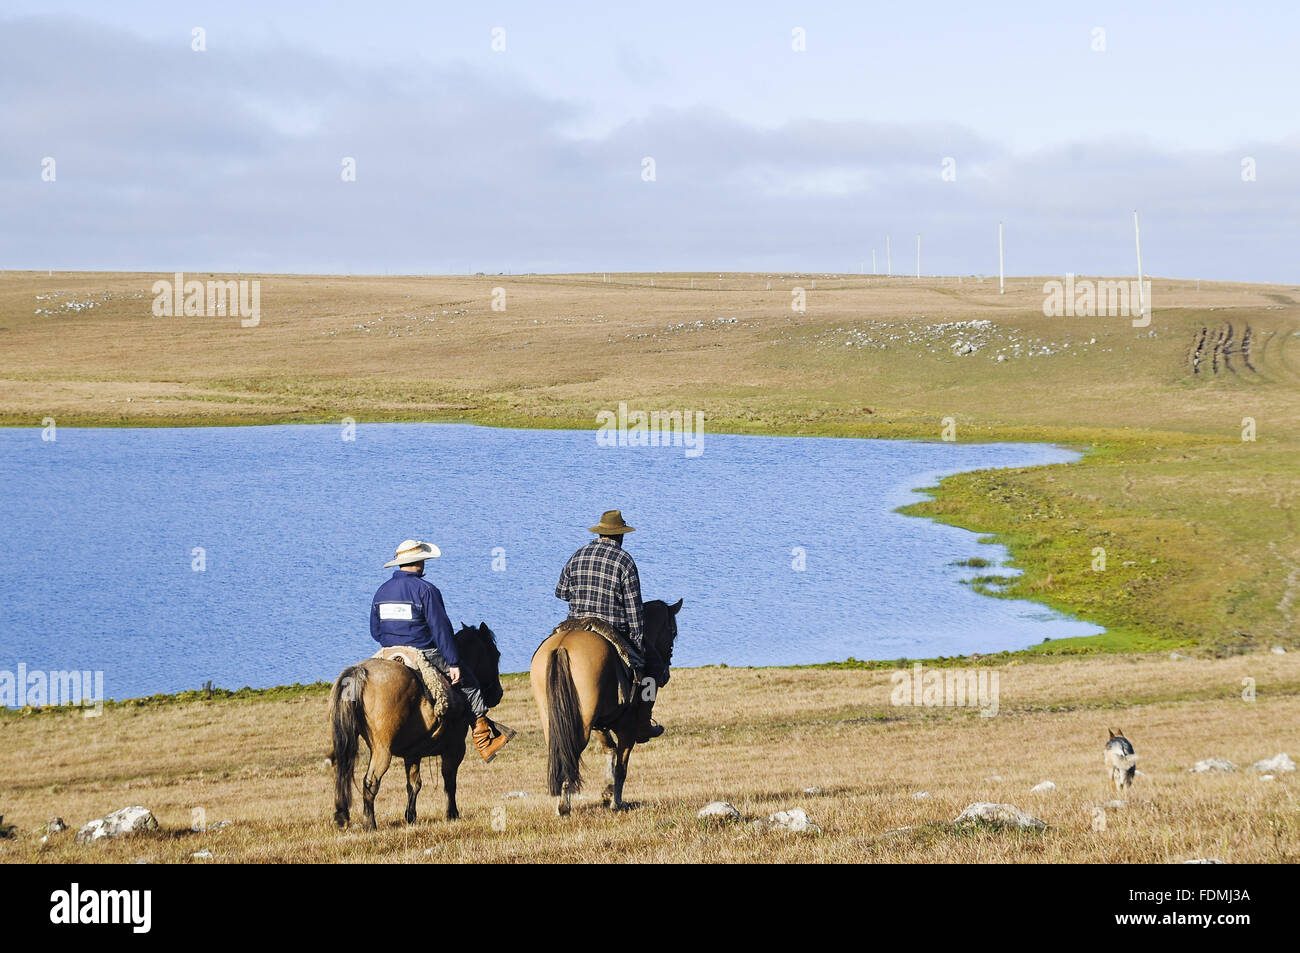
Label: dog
xmin=1105 ymin=728 xmax=1138 ymax=792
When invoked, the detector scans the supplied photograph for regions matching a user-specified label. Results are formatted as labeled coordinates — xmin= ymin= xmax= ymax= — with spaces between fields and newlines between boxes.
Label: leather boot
xmin=473 ymin=716 xmax=513 ymax=762
xmin=635 ymin=700 xmax=664 ymax=743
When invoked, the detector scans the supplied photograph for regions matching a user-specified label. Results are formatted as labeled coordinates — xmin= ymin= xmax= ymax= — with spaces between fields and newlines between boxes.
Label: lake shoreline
xmin=4 ymin=414 xmax=1210 ymax=665
xmin=0 ymin=642 xmax=1222 ymax=717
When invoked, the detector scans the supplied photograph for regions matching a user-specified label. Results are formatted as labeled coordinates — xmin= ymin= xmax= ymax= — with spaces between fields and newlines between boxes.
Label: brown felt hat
xmin=589 ymin=510 xmax=635 ymax=535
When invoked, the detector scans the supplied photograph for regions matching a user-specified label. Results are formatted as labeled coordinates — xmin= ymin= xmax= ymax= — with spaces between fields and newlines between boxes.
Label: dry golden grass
xmin=2 ymin=653 xmax=1297 ymax=863
xmin=2 ymin=270 xmax=1297 ymax=438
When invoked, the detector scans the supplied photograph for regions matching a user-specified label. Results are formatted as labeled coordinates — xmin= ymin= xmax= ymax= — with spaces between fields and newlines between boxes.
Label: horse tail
xmin=330 ymin=664 xmax=367 ymax=827
xmin=545 ymin=647 xmax=584 ymax=796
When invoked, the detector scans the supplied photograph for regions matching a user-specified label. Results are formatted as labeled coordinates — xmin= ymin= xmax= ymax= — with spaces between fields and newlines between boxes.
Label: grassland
xmin=2 ymin=270 xmax=1298 ymax=863
xmin=1 ymin=653 xmax=1297 ymax=863
xmin=2 ymin=269 xmax=1297 ymax=654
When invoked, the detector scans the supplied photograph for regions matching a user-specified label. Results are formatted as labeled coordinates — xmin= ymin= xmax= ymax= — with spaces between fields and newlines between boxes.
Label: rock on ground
xmin=1187 ymin=758 xmax=1236 ymax=773
xmin=766 ymin=808 xmax=821 ymax=834
xmin=697 ymin=801 xmax=741 ymax=822
xmin=75 ymin=806 xmax=158 ymax=844
xmin=1030 ymin=781 xmax=1056 ymax=793
xmin=1251 ymin=753 xmax=1295 ymax=774
xmin=953 ymin=802 xmax=1046 ymax=832
xmin=1183 ymin=858 xmax=1226 ymax=864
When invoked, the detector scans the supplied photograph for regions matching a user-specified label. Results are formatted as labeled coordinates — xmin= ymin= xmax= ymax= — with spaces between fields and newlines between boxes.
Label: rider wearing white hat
xmin=371 ymin=539 xmax=510 ymax=761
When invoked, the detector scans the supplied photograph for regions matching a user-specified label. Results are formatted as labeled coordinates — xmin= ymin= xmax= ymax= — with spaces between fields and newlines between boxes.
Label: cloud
xmin=1 ymin=15 xmax=1296 ymax=280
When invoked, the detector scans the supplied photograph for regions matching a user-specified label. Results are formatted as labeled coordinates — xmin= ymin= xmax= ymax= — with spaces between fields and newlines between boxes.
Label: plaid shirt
xmin=555 ymin=538 xmax=646 ymax=648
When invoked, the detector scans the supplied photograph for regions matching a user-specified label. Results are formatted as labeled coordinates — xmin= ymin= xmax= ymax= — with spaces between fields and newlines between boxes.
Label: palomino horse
xmin=329 ymin=623 xmax=504 ymax=829
xmin=530 ymin=599 xmax=681 ymax=815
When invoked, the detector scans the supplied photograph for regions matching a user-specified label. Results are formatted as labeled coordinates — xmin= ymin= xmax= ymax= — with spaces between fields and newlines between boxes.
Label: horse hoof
xmin=333 ymin=814 xmax=349 ymax=829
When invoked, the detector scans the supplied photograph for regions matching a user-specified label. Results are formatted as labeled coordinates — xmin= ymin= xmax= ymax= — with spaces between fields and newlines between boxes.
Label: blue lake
xmin=0 ymin=424 xmax=1102 ymax=700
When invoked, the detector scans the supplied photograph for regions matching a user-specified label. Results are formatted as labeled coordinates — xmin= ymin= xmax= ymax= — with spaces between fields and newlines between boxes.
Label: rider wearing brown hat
xmin=555 ymin=510 xmax=668 ymax=741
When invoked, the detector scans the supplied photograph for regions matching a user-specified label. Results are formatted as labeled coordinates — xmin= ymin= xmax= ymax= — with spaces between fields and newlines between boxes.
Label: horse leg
xmin=598 ymin=730 xmax=617 ymax=807
xmin=611 ymin=737 xmax=634 ymax=811
xmin=556 ymin=781 xmax=572 ymax=817
xmin=362 ymin=744 xmax=392 ymax=830
xmin=404 ymin=758 xmax=422 ymax=824
xmin=441 ymin=736 xmax=465 ymax=820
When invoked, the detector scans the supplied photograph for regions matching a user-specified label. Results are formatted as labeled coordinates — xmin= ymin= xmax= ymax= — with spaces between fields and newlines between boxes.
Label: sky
xmin=2 ymin=2 xmax=1298 ymax=280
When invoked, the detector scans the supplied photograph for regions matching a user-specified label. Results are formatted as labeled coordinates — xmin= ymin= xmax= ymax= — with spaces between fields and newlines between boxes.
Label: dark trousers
xmin=421 ymin=646 xmax=488 ymax=719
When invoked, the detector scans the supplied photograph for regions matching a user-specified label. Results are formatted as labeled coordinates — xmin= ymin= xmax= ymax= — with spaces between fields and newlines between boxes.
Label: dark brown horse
xmin=530 ymin=599 xmax=681 ymax=815
xmin=329 ymin=623 xmax=504 ymax=829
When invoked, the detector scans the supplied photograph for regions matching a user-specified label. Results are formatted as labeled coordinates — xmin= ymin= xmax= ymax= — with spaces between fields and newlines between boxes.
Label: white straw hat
xmin=384 ymin=539 xmax=442 ymax=568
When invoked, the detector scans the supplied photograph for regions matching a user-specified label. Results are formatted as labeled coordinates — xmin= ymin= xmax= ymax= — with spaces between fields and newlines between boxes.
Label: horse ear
xmin=670 ymin=598 xmax=683 ymax=615
xmin=480 ymin=621 xmax=490 ymax=634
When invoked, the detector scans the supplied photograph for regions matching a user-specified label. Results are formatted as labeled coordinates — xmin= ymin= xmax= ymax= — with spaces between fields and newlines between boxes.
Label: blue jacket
xmin=370 ymin=570 xmax=460 ymax=666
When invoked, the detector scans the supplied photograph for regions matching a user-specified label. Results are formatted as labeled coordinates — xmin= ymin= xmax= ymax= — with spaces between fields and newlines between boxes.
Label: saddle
xmin=371 ymin=646 xmax=454 ymax=722
xmin=551 ymin=617 xmax=639 ymax=707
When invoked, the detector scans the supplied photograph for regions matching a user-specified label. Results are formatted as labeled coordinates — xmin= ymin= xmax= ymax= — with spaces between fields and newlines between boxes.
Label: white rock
xmin=1030 ymin=781 xmax=1056 ymax=793
xmin=953 ymin=802 xmax=1046 ymax=831
xmin=1183 ymin=858 xmax=1226 ymax=864
xmin=45 ymin=817 xmax=67 ymax=833
xmin=1260 ymin=774 xmax=1276 ymax=782
xmin=1270 ymin=646 xmax=1286 ymax=655
xmin=912 ymin=791 xmax=931 ymax=800
xmin=697 ymin=801 xmax=741 ymax=822
xmin=192 ymin=849 xmax=213 ymax=859
xmin=75 ymin=806 xmax=158 ymax=844
xmin=1252 ymin=753 xmax=1295 ymax=774
xmin=803 ymin=786 xmax=823 ymax=795
xmin=767 ymin=808 xmax=821 ymax=834
xmin=503 ymin=791 xmax=530 ymax=799
xmin=1187 ymin=758 xmax=1236 ymax=773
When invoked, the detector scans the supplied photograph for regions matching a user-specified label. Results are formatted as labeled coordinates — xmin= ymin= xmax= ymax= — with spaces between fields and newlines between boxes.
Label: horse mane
xmin=455 ymin=622 xmax=500 ymax=662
